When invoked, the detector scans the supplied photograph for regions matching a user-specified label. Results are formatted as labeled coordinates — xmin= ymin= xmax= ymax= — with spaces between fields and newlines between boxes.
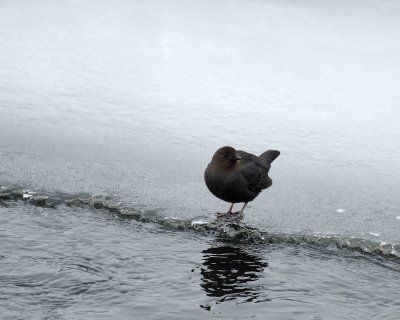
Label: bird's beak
xmin=235 ymin=155 xmax=242 ymax=161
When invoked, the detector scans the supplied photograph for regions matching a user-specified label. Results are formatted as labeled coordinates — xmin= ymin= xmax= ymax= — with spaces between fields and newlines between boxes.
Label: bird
xmin=204 ymin=146 xmax=280 ymax=218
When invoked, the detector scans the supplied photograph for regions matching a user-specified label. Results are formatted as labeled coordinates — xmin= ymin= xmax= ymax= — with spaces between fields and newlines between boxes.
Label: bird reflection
xmin=200 ymin=245 xmax=268 ymax=303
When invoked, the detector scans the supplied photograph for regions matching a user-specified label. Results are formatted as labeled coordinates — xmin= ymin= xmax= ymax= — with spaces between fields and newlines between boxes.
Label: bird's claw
xmin=216 ymin=211 xmax=243 ymax=220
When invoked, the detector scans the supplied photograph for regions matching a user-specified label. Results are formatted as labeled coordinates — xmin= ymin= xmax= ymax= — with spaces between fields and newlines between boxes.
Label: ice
xmin=191 ymin=220 xmax=209 ymax=226
xmin=369 ymin=232 xmax=380 ymax=237
xmin=22 ymin=192 xmax=34 ymax=199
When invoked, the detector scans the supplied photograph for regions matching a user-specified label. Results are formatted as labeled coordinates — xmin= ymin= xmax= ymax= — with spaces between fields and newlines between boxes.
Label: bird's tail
xmin=259 ymin=150 xmax=280 ymax=164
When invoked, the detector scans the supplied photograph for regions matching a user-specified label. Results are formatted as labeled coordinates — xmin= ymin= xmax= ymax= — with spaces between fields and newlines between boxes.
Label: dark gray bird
xmin=204 ymin=146 xmax=280 ymax=217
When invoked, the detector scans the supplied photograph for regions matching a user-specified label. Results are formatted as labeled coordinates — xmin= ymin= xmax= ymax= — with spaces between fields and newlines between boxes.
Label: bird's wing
xmin=237 ymin=151 xmax=269 ymax=192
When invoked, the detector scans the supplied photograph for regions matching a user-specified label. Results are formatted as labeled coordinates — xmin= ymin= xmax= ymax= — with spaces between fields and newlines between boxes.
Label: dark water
xmin=1 ymin=0 xmax=400 ymax=319
xmin=1 ymin=197 xmax=400 ymax=319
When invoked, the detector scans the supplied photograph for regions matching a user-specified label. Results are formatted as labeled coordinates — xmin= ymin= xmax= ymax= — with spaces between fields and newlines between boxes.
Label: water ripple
xmin=1 ymin=185 xmax=400 ymax=263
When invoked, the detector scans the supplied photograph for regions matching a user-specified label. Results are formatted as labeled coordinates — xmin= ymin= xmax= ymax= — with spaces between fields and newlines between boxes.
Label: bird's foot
xmin=216 ymin=211 xmax=243 ymax=220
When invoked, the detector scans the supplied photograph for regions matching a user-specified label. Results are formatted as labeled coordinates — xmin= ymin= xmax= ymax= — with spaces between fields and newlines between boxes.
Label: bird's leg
xmin=238 ymin=202 xmax=248 ymax=216
xmin=216 ymin=203 xmax=235 ymax=218
xmin=216 ymin=203 xmax=247 ymax=220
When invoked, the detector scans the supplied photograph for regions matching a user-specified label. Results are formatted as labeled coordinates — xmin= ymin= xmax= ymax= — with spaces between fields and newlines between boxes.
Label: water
xmin=1 ymin=0 xmax=400 ymax=318
xmin=2 ymin=200 xmax=400 ymax=319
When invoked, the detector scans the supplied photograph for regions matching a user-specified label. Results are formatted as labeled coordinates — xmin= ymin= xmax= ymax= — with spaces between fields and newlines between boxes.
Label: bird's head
xmin=212 ymin=146 xmax=242 ymax=169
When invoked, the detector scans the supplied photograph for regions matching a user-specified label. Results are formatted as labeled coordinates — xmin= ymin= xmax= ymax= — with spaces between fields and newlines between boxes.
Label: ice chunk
xmin=23 ymin=193 xmax=33 ymax=199
xmin=191 ymin=220 xmax=209 ymax=226
xmin=369 ymin=232 xmax=380 ymax=237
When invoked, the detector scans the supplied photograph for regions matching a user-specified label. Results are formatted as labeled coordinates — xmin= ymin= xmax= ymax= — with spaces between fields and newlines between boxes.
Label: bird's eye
xmin=223 ymin=154 xmax=229 ymax=159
